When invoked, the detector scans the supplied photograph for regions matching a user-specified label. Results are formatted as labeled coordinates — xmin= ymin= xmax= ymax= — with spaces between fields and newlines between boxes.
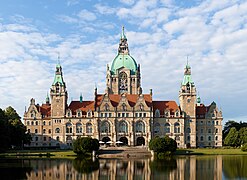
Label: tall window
xmin=154 ymin=123 xmax=160 ymax=133
xmin=119 ymin=72 xmax=128 ymax=93
xmin=122 ymin=103 xmax=127 ymax=111
xmin=101 ymin=121 xmax=110 ymax=133
xmin=55 ymin=128 xmax=60 ymax=133
xmin=174 ymin=122 xmax=180 ymax=133
xmin=119 ymin=121 xmax=128 ymax=133
xmin=86 ymin=123 xmax=93 ymax=133
xmin=136 ymin=121 xmax=145 ymax=133
xmin=76 ymin=123 xmax=82 ymax=133
xmin=66 ymin=123 xmax=72 ymax=133
xmin=155 ymin=109 xmax=160 ymax=118
xmin=164 ymin=123 xmax=170 ymax=133
xmin=187 ymin=127 xmax=191 ymax=133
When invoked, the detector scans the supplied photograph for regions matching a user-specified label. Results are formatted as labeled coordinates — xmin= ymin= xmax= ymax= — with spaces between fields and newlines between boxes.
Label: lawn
xmin=0 ymin=149 xmax=76 ymax=159
xmin=175 ymin=148 xmax=247 ymax=155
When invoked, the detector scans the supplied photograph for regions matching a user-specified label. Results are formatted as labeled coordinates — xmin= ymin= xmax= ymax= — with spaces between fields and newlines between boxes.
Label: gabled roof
xmin=96 ymin=94 xmax=152 ymax=107
xmin=39 ymin=103 xmax=51 ymax=117
xmin=68 ymin=101 xmax=94 ymax=115
xmin=153 ymin=101 xmax=179 ymax=115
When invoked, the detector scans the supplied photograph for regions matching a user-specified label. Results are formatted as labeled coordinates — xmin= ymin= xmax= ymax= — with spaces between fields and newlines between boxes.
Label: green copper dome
xmin=111 ymin=54 xmax=138 ymax=75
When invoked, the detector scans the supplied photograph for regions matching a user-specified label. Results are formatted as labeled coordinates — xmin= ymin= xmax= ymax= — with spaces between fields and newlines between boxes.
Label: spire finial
xmin=46 ymin=92 xmax=50 ymax=104
xmin=187 ymin=55 xmax=189 ymax=66
xmin=80 ymin=93 xmax=83 ymax=103
xmin=57 ymin=52 xmax=61 ymax=65
xmin=121 ymin=25 xmax=127 ymax=40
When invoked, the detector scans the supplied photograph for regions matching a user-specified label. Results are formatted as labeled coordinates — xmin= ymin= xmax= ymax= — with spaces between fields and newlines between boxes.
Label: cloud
xmin=78 ymin=9 xmax=97 ymax=21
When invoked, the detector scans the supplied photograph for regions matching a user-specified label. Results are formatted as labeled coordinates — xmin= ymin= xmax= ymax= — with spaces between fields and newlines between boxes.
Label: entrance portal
xmin=136 ymin=137 xmax=145 ymax=146
xmin=119 ymin=137 xmax=128 ymax=146
xmin=102 ymin=137 xmax=111 ymax=143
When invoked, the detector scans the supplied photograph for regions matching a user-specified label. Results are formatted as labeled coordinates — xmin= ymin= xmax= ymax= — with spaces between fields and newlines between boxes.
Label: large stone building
xmin=24 ymin=27 xmax=223 ymax=148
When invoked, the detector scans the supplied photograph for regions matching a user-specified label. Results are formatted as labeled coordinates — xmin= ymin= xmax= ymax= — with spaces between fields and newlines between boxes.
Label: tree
xmin=239 ymin=127 xmax=247 ymax=145
xmin=73 ymin=137 xmax=99 ymax=155
xmin=223 ymin=120 xmax=247 ymax=139
xmin=0 ymin=106 xmax=31 ymax=151
xmin=149 ymin=136 xmax=177 ymax=155
xmin=224 ymin=127 xmax=240 ymax=147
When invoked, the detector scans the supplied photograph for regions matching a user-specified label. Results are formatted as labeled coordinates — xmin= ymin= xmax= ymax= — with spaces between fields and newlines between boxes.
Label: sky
xmin=0 ymin=0 xmax=246 ymax=124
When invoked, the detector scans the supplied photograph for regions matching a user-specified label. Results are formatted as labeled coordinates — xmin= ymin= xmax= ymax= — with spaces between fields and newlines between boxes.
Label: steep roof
xmin=68 ymin=101 xmax=94 ymax=115
xmin=153 ymin=101 xmax=180 ymax=115
xmin=96 ymin=94 xmax=152 ymax=107
xmin=38 ymin=103 xmax=51 ymax=117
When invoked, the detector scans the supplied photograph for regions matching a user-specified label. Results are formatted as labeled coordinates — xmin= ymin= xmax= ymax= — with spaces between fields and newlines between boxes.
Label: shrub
xmin=149 ymin=136 xmax=177 ymax=156
xmin=241 ymin=143 xmax=247 ymax=152
xmin=73 ymin=137 xmax=99 ymax=155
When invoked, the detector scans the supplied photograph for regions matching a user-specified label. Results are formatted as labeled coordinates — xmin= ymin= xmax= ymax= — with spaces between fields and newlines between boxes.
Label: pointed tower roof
xmin=46 ymin=92 xmax=50 ymax=104
xmin=52 ymin=57 xmax=65 ymax=86
xmin=182 ymin=61 xmax=194 ymax=86
xmin=111 ymin=26 xmax=138 ymax=75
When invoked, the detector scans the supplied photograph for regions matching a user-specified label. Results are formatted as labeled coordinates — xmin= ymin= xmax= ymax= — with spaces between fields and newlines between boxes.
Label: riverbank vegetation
xmin=0 ymin=106 xmax=31 ymax=152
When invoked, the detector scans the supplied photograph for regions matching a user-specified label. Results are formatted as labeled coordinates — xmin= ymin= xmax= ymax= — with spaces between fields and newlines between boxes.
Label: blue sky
xmin=0 ymin=0 xmax=246 ymax=124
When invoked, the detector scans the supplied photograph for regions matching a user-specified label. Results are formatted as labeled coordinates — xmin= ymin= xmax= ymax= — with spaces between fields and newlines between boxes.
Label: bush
xmin=73 ymin=137 xmax=99 ymax=155
xmin=149 ymin=136 xmax=177 ymax=155
xmin=241 ymin=143 xmax=247 ymax=152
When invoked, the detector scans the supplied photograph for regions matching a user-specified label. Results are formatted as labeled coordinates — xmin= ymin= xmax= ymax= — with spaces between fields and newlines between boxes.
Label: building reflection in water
xmin=23 ymin=155 xmax=247 ymax=180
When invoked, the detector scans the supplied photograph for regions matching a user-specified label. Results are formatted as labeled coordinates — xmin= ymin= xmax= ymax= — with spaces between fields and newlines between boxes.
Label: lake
xmin=0 ymin=155 xmax=246 ymax=180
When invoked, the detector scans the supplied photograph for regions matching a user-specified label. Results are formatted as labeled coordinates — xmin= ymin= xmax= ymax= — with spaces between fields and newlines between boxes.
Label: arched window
xmin=208 ymin=129 xmax=211 ymax=133
xmin=66 ymin=123 xmax=72 ymax=133
xmin=77 ymin=111 xmax=81 ymax=117
xmin=165 ymin=111 xmax=169 ymax=117
xmin=200 ymin=136 xmax=204 ymax=141
xmin=215 ymin=136 xmax=218 ymax=141
xmin=154 ymin=122 xmax=160 ymax=133
xmin=86 ymin=123 xmax=93 ymax=133
xmin=55 ymin=128 xmax=60 ymax=133
xmin=119 ymin=121 xmax=128 ymax=133
xmin=48 ymin=129 xmax=51 ymax=133
xmin=155 ymin=109 xmax=160 ymax=118
xmin=104 ymin=104 xmax=109 ymax=111
xmin=208 ymin=136 xmax=211 ymax=141
xmin=101 ymin=121 xmax=110 ymax=133
xmin=55 ymin=83 xmax=60 ymax=93
xmin=35 ymin=121 xmax=38 ymax=125
xmin=43 ymin=129 xmax=46 ymax=134
xmin=215 ymin=128 xmax=218 ymax=133
xmin=136 ymin=121 xmax=145 ymax=133
xmin=175 ymin=110 xmax=179 ymax=117
xmin=164 ymin=123 xmax=170 ymax=133
xmin=139 ymin=104 xmax=144 ymax=111
xmin=119 ymin=72 xmax=128 ymax=93
xmin=43 ymin=121 xmax=46 ymax=125
xmin=174 ymin=122 xmax=180 ymax=133
xmin=76 ymin=123 xmax=82 ymax=133
xmin=56 ymin=136 xmax=59 ymax=141
xmin=187 ymin=127 xmax=191 ymax=133
xmin=122 ymin=103 xmax=127 ymax=111
xmin=35 ymin=129 xmax=38 ymax=133
xmin=31 ymin=121 xmax=34 ymax=125
xmin=27 ymin=121 xmax=30 ymax=126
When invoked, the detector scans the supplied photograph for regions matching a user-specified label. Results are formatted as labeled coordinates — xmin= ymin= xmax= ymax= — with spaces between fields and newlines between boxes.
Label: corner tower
xmin=50 ymin=61 xmax=68 ymax=117
xmin=179 ymin=62 xmax=197 ymax=147
xmin=106 ymin=26 xmax=142 ymax=94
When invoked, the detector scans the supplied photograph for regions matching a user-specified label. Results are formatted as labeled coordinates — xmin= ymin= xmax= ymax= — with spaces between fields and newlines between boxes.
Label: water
xmin=0 ymin=155 xmax=246 ymax=180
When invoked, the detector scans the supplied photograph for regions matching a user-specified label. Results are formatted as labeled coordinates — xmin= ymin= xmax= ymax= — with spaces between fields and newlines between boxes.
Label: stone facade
xmin=23 ymin=27 xmax=223 ymax=148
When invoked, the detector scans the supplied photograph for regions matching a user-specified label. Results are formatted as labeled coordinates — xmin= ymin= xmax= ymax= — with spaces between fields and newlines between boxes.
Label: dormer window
xmin=139 ymin=104 xmax=144 ymax=111
xmin=165 ymin=111 xmax=169 ymax=117
xmin=104 ymin=104 xmax=109 ymax=111
xmin=122 ymin=103 xmax=127 ymax=111
xmin=87 ymin=111 xmax=91 ymax=117
xmin=155 ymin=109 xmax=160 ymax=118
xmin=175 ymin=110 xmax=179 ymax=117
xmin=77 ymin=111 xmax=81 ymax=117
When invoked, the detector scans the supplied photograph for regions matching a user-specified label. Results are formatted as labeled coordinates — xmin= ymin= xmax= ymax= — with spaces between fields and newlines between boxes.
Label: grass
xmin=175 ymin=148 xmax=247 ymax=155
xmin=0 ymin=149 xmax=77 ymax=159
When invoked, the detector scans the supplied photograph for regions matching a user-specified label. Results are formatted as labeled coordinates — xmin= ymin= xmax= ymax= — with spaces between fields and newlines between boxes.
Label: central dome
xmin=111 ymin=54 xmax=137 ymax=75
xmin=110 ymin=27 xmax=138 ymax=75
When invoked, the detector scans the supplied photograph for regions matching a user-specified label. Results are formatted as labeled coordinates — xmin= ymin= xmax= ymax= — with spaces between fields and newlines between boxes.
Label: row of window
xmin=196 ymin=120 xmax=220 ymax=125
xmin=154 ymin=122 xmax=181 ymax=133
xmin=155 ymin=109 xmax=181 ymax=118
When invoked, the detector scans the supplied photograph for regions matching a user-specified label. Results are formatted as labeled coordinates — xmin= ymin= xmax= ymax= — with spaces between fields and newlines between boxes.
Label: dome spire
xmin=118 ymin=26 xmax=129 ymax=54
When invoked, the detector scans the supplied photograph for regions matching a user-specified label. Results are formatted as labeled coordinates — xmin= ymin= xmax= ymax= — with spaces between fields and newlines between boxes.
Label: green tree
xmin=73 ymin=137 xmax=99 ymax=155
xmin=239 ymin=127 xmax=247 ymax=145
xmin=149 ymin=136 xmax=177 ymax=155
xmin=224 ymin=127 xmax=240 ymax=147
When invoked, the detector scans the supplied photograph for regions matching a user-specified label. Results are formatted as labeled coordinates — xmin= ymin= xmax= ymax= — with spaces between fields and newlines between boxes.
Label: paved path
xmin=98 ymin=146 xmax=151 ymax=158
